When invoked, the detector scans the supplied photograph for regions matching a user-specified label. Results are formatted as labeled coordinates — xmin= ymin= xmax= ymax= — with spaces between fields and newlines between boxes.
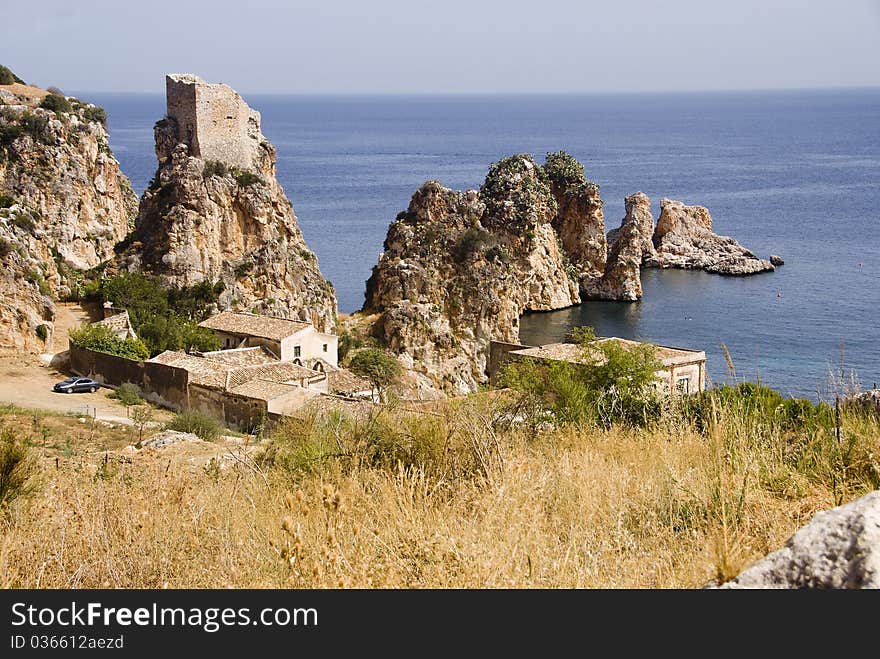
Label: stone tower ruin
xmin=165 ymin=73 xmax=263 ymax=171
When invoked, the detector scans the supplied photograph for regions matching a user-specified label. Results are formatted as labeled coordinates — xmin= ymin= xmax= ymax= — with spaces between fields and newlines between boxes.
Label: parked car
xmin=53 ymin=377 xmax=101 ymax=394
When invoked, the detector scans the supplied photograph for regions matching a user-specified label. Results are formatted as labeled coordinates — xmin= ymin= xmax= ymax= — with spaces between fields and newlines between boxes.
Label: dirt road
xmin=0 ymin=351 xmax=170 ymax=425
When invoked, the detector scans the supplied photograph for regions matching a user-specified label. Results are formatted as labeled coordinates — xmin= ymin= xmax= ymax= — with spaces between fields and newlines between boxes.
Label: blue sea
xmin=78 ymin=90 xmax=880 ymax=399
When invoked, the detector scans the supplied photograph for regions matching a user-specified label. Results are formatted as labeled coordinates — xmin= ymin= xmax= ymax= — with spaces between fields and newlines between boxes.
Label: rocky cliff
xmin=122 ymin=74 xmax=337 ymax=332
xmin=650 ymin=198 xmax=774 ymax=275
xmin=364 ymin=156 xmax=581 ymax=394
xmin=544 ymin=151 xmax=607 ymax=294
xmin=0 ymin=77 xmax=137 ymax=351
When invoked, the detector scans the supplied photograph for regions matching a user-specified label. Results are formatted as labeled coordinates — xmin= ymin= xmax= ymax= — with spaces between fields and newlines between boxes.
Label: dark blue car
xmin=53 ymin=377 xmax=101 ymax=394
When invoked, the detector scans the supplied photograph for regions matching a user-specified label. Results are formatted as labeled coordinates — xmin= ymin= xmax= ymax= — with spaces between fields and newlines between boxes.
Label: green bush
xmin=500 ymin=326 xmax=663 ymax=428
xmin=203 ymin=160 xmax=229 ymax=179
xmin=21 ymin=112 xmax=52 ymax=143
xmin=337 ymin=330 xmax=363 ymax=362
xmin=81 ymin=105 xmax=107 ymax=126
xmin=35 ymin=324 xmax=49 ymax=341
xmin=484 ymin=245 xmax=510 ymax=264
xmin=234 ymin=260 xmax=254 ymax=277
xmin=24 ymin=270 xmax=51 ymax=296
xmin=40 ymin=94 xmax=72 ymax=115
xmin=0 ymin=65 xmax=24 ymax=85
xmin=681 ymin=382 xmax=834 ymax=435
xmin=544 ymin=151 xmax=585 ymax=189
xmin=0 ymin=123 xmax=23 ymax=147
xmin=12 ymin=212 xmax=35 ymax=233
xmin=347 ymin=348 xmax=401 ymax=397
xmin=479 ymin=154 xmax=557 ymax=232
xmin=0 ymin=194 xmax=14 ymax=208
xmin=97 ymin=273 xmax=222 ymax=356
xmin=233 ymin=169 xmax=263 ymax=187
xmin=0 ymin=238 xmax=12 ymax=258
xmin=112 ymin=382 xmax=143 ymax=407
xmin=0 ymin=427 xmax=38 ymax=514
xmin=453 ymin=226 xmax=490 ymax=263
xmin=167 ymin=409 xmax=222 ymax=441
xmin=69 ymin=324 xmax=150 ymax=361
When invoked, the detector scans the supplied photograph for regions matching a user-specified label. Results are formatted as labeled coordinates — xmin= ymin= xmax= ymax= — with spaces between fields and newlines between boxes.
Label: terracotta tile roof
xmin=225 ymin=361 xmax=323 ymax=389
xmin=227 ymin=379 xmax=304 ymax=402
xmin=200 ymin=347 xmax=277 ymax=367
xmin=94 ymin=311 xmax=135 ymax=337
xmin=510 ymin=338 xmax=705 ymax=367
xmin=327 ymin=368 xmax=373 ymax=395
xmin=148 ymin=351 xmax=229 ymax=388
xmin=198 ymin=310 xmax=311 ymax=341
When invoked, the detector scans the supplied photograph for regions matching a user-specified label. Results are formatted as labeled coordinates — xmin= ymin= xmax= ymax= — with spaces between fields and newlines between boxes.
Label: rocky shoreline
xmin=1 ymin=67 xmax=781 ymax=396
xmin=364 ymin=153 xmax=780 ymax=393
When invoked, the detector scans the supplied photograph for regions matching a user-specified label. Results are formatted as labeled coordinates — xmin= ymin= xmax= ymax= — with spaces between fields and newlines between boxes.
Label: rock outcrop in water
xmin=122 ymin=74 xmax=337 ymax=332
xmin=588 ymin=192 xmax=652 ymax=301
xmin=544 ymin=152 xmax=607 ymax=294
xmin=716 ymin=491 xmax=880 ymax=589
xmin=650 ymin=198 xmax=774 ymax=275
xmin=0 ymin=74 xmax=137 ymax=351
xmin=364 ymin=155 xmax=582 ymax=394
xmin=362 ymin=154 xmax=783 ymax=392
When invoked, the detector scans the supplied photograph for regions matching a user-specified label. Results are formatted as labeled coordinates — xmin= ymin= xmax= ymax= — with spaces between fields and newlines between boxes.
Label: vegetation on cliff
xmin=87 ymin=272 xmax=222 ymax=356
xmin=0 ymin=77 xmax=136 ymax=351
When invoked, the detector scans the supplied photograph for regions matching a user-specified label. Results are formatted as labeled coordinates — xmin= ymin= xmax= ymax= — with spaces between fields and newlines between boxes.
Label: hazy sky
xmin=3 ymin=0 xmax=880 ymax=93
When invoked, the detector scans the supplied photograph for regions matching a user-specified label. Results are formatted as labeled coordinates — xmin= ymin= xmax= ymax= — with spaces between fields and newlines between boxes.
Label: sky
xmin=3 ymin=0 xmax=880 ymax=94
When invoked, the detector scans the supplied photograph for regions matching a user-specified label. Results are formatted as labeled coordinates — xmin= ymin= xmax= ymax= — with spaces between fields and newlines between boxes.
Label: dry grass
xmin=0 ymin=396 xmax=877 ymax=589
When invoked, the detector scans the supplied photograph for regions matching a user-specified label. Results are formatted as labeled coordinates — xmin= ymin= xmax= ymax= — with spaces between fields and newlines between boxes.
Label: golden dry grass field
xmin=1 ymin=391 xmax=878 ymax=589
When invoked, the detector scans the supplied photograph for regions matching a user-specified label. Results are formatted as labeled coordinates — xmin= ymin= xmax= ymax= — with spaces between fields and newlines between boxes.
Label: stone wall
xmin=188 ymin=384 xmax=267 ymax=432
xmin=487 ymin=341 xmax=532 ymax=385
xmin=165 ymin=73 xmax=263 ymax=170
xmin=69 ymin=346 xmax=189 ymax=410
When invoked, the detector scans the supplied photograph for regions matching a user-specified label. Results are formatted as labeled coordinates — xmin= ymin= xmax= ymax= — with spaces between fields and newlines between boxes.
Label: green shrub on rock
xmin=0 ymin=65 xmax=24 ymax=85
xmin=39 ymin=94 xmax=72 ymax=115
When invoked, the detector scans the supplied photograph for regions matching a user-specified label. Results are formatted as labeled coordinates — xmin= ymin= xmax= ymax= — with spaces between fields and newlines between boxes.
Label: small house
xmin=502 ymin=338 xmax=707 ymax=394
xmin=198 ymin=310 xmax=338 ymax=366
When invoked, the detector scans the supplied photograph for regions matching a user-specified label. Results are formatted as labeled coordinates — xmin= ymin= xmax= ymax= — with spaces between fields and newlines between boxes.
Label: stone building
xmin=198 ymin=310 xmax=338 ymax=366
xmin=493 ymin=337 xmax=707 ymax=394
xmin=165 ymin=73 xmax=263 ymax=171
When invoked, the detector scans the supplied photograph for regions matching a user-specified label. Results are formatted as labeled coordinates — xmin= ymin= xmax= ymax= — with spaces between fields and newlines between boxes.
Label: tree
xmin=130 ymin=405 xmax=154 ymax=446
xmin=347 ymin=348 xmax=401 ymax=400
xmin=68 ymin=324 xmax=150 ymax=361
xmin=501 ymin=325 xmax=663 ymax=427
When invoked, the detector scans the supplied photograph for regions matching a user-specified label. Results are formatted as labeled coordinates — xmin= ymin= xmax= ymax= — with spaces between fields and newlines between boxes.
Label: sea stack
xmin=364 ymin=155 xmax=584 ymax=394
xmin=122 ymin=74 xmax=337 ymax=332
xmin=650 ymin=198 xmax=774 ymax=275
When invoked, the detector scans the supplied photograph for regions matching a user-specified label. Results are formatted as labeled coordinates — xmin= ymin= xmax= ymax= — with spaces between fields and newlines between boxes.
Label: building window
xmin=322 ymin=343 xmax=328 ymax=353
xmin=676 ymin=376 xmax=690 ymax=394
xmin=293 ymin=346 xmax=301 ymax=358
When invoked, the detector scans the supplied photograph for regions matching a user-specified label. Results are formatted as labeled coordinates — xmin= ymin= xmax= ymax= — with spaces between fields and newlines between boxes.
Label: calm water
xmin=77 ymin=90 xmax=880 ymax=399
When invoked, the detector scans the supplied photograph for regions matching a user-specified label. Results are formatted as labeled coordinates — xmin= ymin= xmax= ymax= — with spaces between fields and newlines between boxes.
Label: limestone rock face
xmin=651 ymin=198 xmax=774 ymax=275
xmin=585 ymin=192 xmax=655 ymax=301
xmin=0 ymin=87 xmax=137 ymax=351
xmin=124 ymin=75 xmax=337 ymax=332
xmin=607 ymin=192 xmax=656 ymax=263
xmin=364 ymin=156 xmax=580 ymax=394
xmin=718 ymin=491 xmax=880 ymax=589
